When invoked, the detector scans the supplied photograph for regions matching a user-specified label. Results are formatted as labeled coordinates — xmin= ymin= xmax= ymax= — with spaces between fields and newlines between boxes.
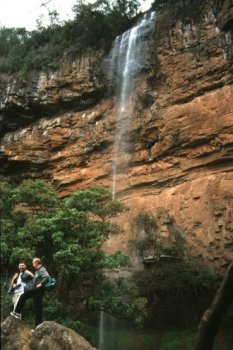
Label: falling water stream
xmin=98 ymin=12 xmax=156 ymax=350
xmin=107 ymin=11 xmax=156 ymax=199
xmin=98 ymin=311 xmax=105 ymax=350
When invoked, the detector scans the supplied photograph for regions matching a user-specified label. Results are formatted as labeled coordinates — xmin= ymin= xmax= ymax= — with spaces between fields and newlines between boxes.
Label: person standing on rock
xmin=11 ymin=258 xmax=50 ymax=328
xmin=8 ymin=261 xmax=34 ymax=314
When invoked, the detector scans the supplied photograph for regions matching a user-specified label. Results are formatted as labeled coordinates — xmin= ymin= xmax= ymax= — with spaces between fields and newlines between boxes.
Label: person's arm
xmin=25 ymin=269 xmax=34 ymax=278
xmin=11 ymin=273 xmax=19 ymax=288
xmin=8 ymin=273 xmax=18 ymax=294
xmin=36 ymin=267 xmax=49 ymax=288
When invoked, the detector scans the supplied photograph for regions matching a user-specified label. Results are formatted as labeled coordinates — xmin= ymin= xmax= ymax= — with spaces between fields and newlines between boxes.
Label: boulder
xmin=29 ymin=321 xmax=96 ymax=350
xmin=1 ymin=316 xmax=32 ymax=350
xmin=1 ymin=317 xmax=96 ymax=350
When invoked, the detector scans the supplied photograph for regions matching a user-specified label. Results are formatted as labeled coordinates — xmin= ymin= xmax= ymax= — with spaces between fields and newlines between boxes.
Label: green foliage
xmin=136 ymin=212 xmax=157 ymax=236
xmin=88 ymin=278 xmax=147 ymax=328
xmin=136 ymin=261 xmax=219 ymax=302
xmin=102 ymin=251 xmax=129 ymax=268
xmin=43 ymin=295 xmax=73 ymax=321
xmin=134 ymin=261 xmax=220 ymax=327
xmin=0 ymin=0 xmax=141 ymax=74
xmin=0 ymin=181 xmax=15 ymax=216
xmin=1 ymin=273 xmax=12 ymax=322
xmin=157 ymin=329 xmax=231 ymax=350
xmin=151 ymin=0 xmax=180 ymax=11
xmin=1 ymin=179 xmax=146 ymax=325
xmin=159 ymin=330 xmax=194 ymax=350
xmin=0 ymin=179 xmax=59 ymax=267
xmin=16 ymin=179 xmax=59 ymax=213
xmin=151 ymin=0 xmax=206 ymax=24
xmin=132 ymin=211 xmax=187 ymax=260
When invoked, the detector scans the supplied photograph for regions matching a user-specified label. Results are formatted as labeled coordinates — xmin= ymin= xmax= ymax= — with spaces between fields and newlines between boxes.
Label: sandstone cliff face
xmin=0 ymin=0 xmax=232 ymax=271
xmin=0 ymin=50 xmax=105 ymax=135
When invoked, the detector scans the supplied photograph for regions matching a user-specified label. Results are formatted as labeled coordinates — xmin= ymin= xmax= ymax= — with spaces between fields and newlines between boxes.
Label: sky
xmin=0 ymin=0 xmax=154 ymax=30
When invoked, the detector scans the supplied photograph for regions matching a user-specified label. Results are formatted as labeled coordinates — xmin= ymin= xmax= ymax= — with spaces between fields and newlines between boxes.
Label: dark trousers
xmin=14 ymin=289 xmax=44 ymax=327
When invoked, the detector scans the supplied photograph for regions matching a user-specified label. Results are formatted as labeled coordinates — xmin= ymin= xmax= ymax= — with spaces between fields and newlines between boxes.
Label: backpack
xmin=44 ymin=277 xmax=56 ymax=291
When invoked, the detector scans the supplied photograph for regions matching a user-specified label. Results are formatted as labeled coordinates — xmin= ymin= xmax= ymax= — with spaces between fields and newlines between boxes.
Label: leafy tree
xmin=0 ymin=0 xmax=141 ymax=74
xmin=15 ymin=179 xmax=59 ymax=213
xmin=89 ymin=278 xmax=147 ymax=327
xmin=134 ymin=261 xmax=220 ymax=327
xmin=0 ymin=180 xmax=146 ymax=325
xmin=151 ymin=0 xmax=205 ymax=22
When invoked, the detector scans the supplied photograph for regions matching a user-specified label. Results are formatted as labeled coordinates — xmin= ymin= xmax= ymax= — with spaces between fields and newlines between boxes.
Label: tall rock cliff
xmin=0 ymin=0 xmax=232 ymax=271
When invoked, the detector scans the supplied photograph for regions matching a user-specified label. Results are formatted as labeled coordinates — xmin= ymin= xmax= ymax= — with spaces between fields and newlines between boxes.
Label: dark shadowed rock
xmin=1 ymin=317 xmax=96 ymax=350
xmin=218 ymin=0 xmax=233 ymax=31
xmin=1 ymin=316 xmax=32 ymax=350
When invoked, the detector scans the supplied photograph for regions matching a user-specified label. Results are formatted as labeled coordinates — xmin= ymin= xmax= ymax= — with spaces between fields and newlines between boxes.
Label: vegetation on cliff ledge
xmin=0 ymin=0 xmax=141 ymax=74
xmin=0 ymin=0 xmax=225 ymax=75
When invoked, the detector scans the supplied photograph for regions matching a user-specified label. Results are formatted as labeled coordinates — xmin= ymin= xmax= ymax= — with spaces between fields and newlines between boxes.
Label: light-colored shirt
xmin=14 ymin=272 xmax=26 ymax=294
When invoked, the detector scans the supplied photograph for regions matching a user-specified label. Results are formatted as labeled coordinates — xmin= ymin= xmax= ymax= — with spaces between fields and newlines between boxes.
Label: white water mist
xmin=107 ymin=12 xmax=156 ymax=199
xmin=98 ymin=310 xmax=105 ymax=350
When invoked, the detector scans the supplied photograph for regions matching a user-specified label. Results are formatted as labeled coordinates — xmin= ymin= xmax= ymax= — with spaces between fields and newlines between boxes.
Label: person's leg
xmin=12 ymin=292 xmax=24 ymax=312
xmin=14 ymin=291 xmax=32 ymax=314
xmin=33 ymin=290 xmax=44 ymax=327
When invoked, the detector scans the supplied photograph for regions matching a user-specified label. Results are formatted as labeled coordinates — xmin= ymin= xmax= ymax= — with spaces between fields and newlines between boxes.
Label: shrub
xmin=134 ymin=260 xmax=220 ymax=327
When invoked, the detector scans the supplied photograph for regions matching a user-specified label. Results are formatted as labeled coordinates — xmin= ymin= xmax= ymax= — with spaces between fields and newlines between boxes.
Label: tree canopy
xmin=0 ymin=179 xmax=146 ymax=326
xmin=0 ymin=0 xmax=141 ymax=74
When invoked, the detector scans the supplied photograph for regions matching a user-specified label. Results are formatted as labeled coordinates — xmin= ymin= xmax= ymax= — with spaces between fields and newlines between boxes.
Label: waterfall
xmin=98 ymin=14 xmax=156 ymax=349
xmin=98 ymin=311 xmax=117 ymax=350
xmin=106 ymin=12 xmax=156 ymax=199
xmin=98 ymin=310 xmax=105 ymax=350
